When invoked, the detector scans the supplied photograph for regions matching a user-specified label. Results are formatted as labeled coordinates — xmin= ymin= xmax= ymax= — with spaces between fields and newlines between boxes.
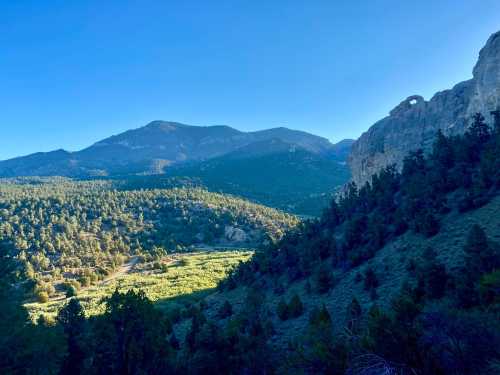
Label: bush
xmin=66 ymin=285 xmax=77 ymax=298
xmin=36 ymin=290 xmax=49 ymax=303
xmin=160 ymin=263 xmax=169 ymax=273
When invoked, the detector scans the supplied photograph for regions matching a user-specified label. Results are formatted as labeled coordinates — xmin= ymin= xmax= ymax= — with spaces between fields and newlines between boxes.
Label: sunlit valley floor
xmin=25 ymin=249 xmax=253 ymax=320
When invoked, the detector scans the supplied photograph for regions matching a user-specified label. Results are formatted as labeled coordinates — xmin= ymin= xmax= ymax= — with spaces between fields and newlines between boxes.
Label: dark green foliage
xmin=417 ymin=247 xmax=448 ymax=299
xmin=65 ymin=285 xmax=77 ymax=298
xmin=169 ymin=332 xmax=180 ymax=350
xmin=276 ymin=298 xmax=289 ymax=320
xmin=226 ymin=112 xmax=500 ymax=293
xmin=315 ymin=264 xmax=333 ymax=293
xmin=277 ymin=293 xmax=304 ymax=321
xmin=464 ymin=224 xmax=498 ymax=275
xmin=346 ymin=297 xmax=362 ymax=333
xmin=363 ymin=267 xmax=379 ymax=291
xmin=57 ymin=299 xmax=86 ymax=375
xmin=479 ymin=270 xmax=500 ymax=305
xmin=0 ymin=249 xmax=65 ymax=374
xmin=288 ymin=293 xmax=304 ymax=318
xmin=217 ymin=300 xmax=233 ymax=319
xmin=91 ymin=289 xmax=174 ymax=374
xmin=309 ymin=303 xmax=332 ymax=327
xmin=163 ymin=146 xmax=352 ymax=216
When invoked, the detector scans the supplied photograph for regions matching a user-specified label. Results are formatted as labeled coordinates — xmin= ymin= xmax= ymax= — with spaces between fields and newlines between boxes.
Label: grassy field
xmin=25 ymin=250 xmax=253 ymax=320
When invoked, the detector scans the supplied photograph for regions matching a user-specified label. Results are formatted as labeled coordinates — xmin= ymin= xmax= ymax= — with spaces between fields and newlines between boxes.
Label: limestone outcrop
xmin=349 ymin=31 xmax=500 ymax=186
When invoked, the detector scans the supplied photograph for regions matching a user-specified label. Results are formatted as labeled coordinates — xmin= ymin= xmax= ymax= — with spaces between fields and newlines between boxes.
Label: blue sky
xmin=1 ymin=0 xmax=500 ymax=160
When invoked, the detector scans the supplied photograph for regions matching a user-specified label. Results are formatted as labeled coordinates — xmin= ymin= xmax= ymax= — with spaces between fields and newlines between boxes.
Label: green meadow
xmin=25 ymin=250 xmax=253 ymax=320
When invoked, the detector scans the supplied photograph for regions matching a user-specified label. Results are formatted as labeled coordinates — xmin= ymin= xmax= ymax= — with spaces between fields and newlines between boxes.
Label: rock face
xmin=224 ymin=226 xmax=247 ymax=242
xmin=349 ymin=31 xmax=500 ymax=186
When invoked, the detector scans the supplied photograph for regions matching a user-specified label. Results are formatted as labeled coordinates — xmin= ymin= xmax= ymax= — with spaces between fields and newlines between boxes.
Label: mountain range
xmin=0 ymin=121 xmax=349 ymax=178
xmin=0 ymin=122 xmax=353 ymax=215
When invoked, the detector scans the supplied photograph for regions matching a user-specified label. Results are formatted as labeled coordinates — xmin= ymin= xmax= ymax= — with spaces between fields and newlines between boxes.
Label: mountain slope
xmin=177 ymin=117 xmax=500 ymax=374
xmin=0 ymin=121 xmax=339 ymax=178
xmin=349 ymin=30 xmax=500 ymax=186
xmin=111 ymin=138 xmax=352 ymax=216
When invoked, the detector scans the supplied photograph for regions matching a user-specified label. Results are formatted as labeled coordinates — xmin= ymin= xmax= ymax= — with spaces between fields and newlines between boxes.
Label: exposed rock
xmin=349 ymin=30 xmax=500 ymax=186
xmin=224 ymin=226 xmax=247 ymax=242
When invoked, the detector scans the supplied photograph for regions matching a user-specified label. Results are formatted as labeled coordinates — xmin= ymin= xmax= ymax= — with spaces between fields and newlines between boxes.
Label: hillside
xmin=2 ymin=112 xmax=498 ymax=374
xmin=349 ymin=30 xmax=500 ymax=186
xmin=199 ymin=113 xmax=500 ymax=373
xmin=0 ymin=177 xmax=298 ymax=302
xmin=0 ymin=122 xmax=353 ymax=215
xmin=116 ymin=139 xmax=351 ymax=216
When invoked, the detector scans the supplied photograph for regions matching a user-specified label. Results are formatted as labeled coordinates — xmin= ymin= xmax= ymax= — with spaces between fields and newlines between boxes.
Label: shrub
xmin=36 ymin=290 xmax=49 ymax=303
xmin=66 ymin=285 xmax=77 ymax=298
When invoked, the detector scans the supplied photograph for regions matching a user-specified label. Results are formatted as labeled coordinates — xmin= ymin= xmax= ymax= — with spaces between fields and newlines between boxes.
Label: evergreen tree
xmin=464 ymin=224 xmax=497 ymax=275
xmin=363 ymin=267 xmax=379 ymax=291
xmin=57 ymin=299 xmax=86 ymax=375
xmin=316 ymin=264 xmax=333 ymax=294
xmin=346 ymin=297 xmax=362 ymax=333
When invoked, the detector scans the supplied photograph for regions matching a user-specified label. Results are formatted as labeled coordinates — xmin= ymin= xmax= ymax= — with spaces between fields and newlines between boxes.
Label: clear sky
xmin=1 ymin=0 xmax=500 ymax=160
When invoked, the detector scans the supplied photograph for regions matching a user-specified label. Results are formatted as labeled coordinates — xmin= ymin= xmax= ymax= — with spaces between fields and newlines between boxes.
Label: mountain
xmin=0 ymin=121 xmax=339 ymax=178
xmin=119 ymin=138 xmax=352 ymax=215
xmin=349 ymin=30 xmax=500 ymax=186
xmin=6 ymin=113 xmax=498 ymax=374
xmin=0 ymin=122 xmax=353 ymax=215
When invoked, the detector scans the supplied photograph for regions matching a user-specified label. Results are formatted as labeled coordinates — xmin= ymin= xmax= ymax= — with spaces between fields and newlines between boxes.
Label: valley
xmin=0 ymin=177 xmax=296 ymax=306
xmin=1 ymin=10 xmax=500 ymax=374
xmin=25 ymin=249 xmax=253 ymax=320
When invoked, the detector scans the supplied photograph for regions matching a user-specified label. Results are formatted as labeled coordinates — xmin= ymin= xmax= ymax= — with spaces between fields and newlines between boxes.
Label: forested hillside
xmin=117 ymin=142 xmax=351 ymax=216
xmin=0 ymin=178 xmax=297 ymax=302
xmin=1 ymin=112 xmax=499 ymax=374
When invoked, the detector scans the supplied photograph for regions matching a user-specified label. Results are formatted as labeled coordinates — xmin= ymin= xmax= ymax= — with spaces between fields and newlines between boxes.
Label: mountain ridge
xmin=0 ymin=121 xmax=350 ymax=178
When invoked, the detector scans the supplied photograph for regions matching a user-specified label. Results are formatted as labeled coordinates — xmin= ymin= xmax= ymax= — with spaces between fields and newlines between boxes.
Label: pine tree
xmin=464 ymin=224 xmax=497 ymax=275
xmin=316 ymin=264 xmax=333 ymax=294
xmin=364 ymin=267 xmax=379 ymax=291
xmin=309 ymin=303 xmax=332 ymax=327
xmin=346 ymin=298 xmax=362 ymax=333
xmin=57 ymin=299 xmax=86 ymax=375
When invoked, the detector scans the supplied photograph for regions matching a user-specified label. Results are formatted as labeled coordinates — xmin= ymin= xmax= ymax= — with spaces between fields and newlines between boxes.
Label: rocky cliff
xmin=349 ymin=31 xmax=500 ymax=186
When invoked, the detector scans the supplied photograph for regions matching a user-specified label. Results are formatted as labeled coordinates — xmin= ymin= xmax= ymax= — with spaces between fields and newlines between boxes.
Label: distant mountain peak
xmin=0 ymin=121 xmax=348 ymax=178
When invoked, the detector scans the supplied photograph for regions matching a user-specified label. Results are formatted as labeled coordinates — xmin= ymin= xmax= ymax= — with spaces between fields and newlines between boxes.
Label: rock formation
xmin=349 ymin=31 xmax=500 ymax=186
